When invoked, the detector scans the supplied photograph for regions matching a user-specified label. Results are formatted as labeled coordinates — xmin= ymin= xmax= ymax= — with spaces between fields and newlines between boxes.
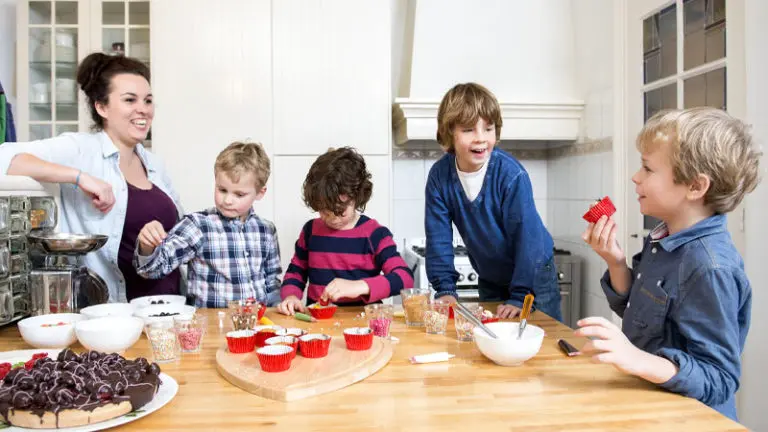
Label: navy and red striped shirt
xmin=280 ymin=215 xmax=413 ymax=305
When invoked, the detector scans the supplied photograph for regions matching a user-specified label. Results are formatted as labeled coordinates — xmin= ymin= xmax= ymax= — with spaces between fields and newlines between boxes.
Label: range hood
xmin=392 ymin=0 xmax=585 ymax=146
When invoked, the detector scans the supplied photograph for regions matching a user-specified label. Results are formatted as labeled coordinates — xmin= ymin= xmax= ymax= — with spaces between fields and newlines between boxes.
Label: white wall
xmin=0 ymin=0 xmax=17 ymax=108
xmin=740 ymin=0 xmax=768 ymax=428
xmin=547 ymin=0 xmax=614 ymax=321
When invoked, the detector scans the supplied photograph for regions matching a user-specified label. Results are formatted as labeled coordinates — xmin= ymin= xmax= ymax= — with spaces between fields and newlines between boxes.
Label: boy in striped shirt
xmin=277 ymin=147 xmax=413 ymax=315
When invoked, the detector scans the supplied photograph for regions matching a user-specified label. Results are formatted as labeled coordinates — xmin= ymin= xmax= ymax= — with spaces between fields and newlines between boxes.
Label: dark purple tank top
xmin=118 ymin=183 xmax=181 ymax=300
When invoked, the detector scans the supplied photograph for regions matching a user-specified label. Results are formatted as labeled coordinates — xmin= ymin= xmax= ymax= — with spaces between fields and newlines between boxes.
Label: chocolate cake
xmin=0 ymin=349 xmax=162 ymax=429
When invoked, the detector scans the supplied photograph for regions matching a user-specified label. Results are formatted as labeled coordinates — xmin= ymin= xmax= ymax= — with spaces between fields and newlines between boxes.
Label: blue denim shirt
xmin=602 ymin=214 xmax=751 ymax=421
xmin=425 ymin=149 xmax=559 ymax=316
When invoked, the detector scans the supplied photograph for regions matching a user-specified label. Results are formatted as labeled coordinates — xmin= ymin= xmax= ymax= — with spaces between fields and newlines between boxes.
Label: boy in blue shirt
xmin=425 ymin=83 xmax=561 ymax=320
xmin=579 ymin=108 xmax=760 ymax=421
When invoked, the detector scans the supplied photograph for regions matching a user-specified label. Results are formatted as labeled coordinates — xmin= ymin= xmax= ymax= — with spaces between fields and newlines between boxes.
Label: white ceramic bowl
xmin=17 ymin=313 xmax=84 ymax=349
xmin=134 ymin=304 xmax=196 ymax=325
xmin=75 ymin=316 xmax=144 ymax=353
xmin=473 ymin=322 xmax=545 ymax=366
xmin=80 ymin=303 xmax=136 ymax=319
xmin=129 ymin=295 xmax=187 ymax=309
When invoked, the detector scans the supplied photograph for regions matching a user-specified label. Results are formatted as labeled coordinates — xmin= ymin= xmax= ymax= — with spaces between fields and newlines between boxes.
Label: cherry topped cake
xmin=0 ymin=349 xmax=162 ymax=429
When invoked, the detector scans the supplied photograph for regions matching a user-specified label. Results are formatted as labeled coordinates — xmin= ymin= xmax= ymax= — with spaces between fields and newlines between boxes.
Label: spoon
xmin=517 ymin=294 xmax=535 ymax=339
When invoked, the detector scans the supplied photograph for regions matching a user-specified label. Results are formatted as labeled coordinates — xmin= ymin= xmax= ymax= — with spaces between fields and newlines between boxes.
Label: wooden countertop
xmin=0 ymin=307 xmax=745 ymax=431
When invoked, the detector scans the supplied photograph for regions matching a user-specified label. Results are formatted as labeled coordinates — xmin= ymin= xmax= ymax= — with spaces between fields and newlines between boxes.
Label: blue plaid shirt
xmin=134 ymin=208 xmax=282 ymax=308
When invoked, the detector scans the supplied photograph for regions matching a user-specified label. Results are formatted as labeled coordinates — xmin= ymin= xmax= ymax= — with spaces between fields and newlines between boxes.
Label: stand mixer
xmin=28 ymin=232 xmax=110 ymax=314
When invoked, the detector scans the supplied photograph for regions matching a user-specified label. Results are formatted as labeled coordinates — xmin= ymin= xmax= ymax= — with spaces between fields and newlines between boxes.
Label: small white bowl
xmin=18 ymin=313 xmax=84 ymax=349
xmin=134 ymin=304 xmax=197 ymax=325
xmin=473 ymin=321 xmax=544 ymax=366
xmin=129 ymin=295 xmax=187 ymax=309
xmin=80 ymin=303 xmax=136 ymax=320
xmin=75 ymin=316 xmax=144 ymax=353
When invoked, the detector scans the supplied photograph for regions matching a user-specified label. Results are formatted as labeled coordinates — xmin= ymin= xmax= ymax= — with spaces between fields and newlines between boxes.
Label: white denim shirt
xmin=0 ymin=132 xmax=183 ymax=302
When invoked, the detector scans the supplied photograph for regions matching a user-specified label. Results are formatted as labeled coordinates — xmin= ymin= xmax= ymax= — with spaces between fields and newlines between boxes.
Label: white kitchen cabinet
xmin=272 ymin=0 xmax=391 ymax=156
xmin=15 ymin=0 xmax=151 ymax=142
xmin=273 ymin=155 xmax=391 ymax=271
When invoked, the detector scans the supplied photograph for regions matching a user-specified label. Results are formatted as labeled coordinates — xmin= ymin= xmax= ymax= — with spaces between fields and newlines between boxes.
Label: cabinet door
xmin=272 ymin=0 xmax=391 ymax=156
xmin=18 ymin=0 xmax=87 ymax=141
xmin=273 ymin=155 xmax=390 ymax=271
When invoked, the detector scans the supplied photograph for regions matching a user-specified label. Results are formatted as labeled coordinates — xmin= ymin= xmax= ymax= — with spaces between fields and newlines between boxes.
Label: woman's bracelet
xmin=74 ymin=170 xmax=82 ymax=190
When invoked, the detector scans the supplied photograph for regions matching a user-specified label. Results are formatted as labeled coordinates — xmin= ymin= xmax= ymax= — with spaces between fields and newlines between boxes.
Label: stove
xmin=402 ymin=238 xmax=582 ymax=327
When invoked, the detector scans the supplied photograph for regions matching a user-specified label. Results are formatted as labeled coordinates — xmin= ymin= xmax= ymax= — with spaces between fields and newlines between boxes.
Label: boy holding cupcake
xmin=425 ymin=83 xmax=561 ymax=320
xmin=579 ymin=108 xmax=760 ymax=421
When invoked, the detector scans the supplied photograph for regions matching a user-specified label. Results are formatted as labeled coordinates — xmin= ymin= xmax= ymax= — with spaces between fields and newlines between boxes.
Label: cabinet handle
xmin=630 ymin=233 xmax=639 ymax=238
xmin=557 ymin=272 xmax=565 ymax=281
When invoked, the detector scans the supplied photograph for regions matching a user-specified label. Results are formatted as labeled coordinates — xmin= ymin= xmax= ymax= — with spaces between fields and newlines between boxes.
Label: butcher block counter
xmin=0 ymin=307 xmax=745 ymax=431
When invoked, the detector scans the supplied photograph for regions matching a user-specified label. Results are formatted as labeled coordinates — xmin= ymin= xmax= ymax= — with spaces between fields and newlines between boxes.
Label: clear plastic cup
xmin=454 ymin=303 xmax=484 ymax=342
xmin=365 ymin=304 xmax=394 ymax=338
xmin=424 ymin=301 xmax=450 ymax=335
xmin=401 ymin=288 xmax=430 ymax=327
xmin=173 ymin=314 xmax=207 ymax=353
xmin=145 ymin=321 xmax=181 ymax=363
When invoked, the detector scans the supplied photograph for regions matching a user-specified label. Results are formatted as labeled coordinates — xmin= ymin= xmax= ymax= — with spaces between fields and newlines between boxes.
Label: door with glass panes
xmin=623 ymin=0 xmax=745 ymax=258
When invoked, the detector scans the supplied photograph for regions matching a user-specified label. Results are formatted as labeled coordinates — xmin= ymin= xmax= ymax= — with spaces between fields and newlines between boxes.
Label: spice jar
xmin=424 ymin=301 xmax=450 ymax=335
xmin=174 ymin=314 xmax=207 ymax=353
xmin=365 ymin=303 xmax=394 ymax=338
xmin=145 ymin=321 xmax=181 ymax=363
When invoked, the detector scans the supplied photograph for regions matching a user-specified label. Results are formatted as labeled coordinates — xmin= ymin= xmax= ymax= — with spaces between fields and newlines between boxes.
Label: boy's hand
xmin=277 ymin=296 xmax=305 ymax=316
xmin=137 ymin=221 xmax=167 ymax=256
xmin=574 ymin=317 xmax=646 ymax=377
xmin=582 ymin=215 xmax=625 ymax=266
xmin=323 ymin=279 xmax=369 ymax=302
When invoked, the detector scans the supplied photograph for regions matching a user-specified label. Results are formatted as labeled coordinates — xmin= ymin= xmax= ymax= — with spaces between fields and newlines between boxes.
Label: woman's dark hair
xmin=76 ymin=52 xmax=150 ymax=130
xmin=303 ymin=147 xmax=373 ymax=216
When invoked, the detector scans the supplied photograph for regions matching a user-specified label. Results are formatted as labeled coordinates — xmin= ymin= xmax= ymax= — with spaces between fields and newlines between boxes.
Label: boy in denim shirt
xmin=579 ymin=108 xmax=760 ymax=421
xmin=425 ymin=83 xmax=561 ymax=320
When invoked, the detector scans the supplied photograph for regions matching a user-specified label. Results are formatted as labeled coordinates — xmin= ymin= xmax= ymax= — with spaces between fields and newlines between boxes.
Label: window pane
xmin=102 ymin=1 xmax=125 ymax=25
xmin=129 ymin=1 xmax=149 ymax=25
xmin=54 ymin=1 xmax=78 ymax=25
xmin=29 ymin=2 xmax=51 ymax=25
xmin=659 ymin=6 xmax=677 ymax=79
xmin=129 ymin=29 xmax=150 ymax=63
xmin=644 ymin=83 xmax=677 ymax=121
xmin=684 ymin=0 xmax=726 ymax=70
xmin=643 ymin=5 xmax=677 ymax=84
xmin=684 ymin=67 xmax=726 ymax=110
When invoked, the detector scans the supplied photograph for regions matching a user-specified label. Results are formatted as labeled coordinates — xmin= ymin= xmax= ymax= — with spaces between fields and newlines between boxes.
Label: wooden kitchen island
xmin=0 ymin=307 xmax=745 ymax=431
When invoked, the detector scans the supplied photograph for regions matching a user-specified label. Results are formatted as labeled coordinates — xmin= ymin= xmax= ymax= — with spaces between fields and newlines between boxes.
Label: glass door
xmin=26 ymin=1 xmax=83 ymax=141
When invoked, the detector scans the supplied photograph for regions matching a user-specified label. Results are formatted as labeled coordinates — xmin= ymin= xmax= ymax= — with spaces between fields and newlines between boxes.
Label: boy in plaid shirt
xmin=134 ymin=142 xmax=281 ymax=308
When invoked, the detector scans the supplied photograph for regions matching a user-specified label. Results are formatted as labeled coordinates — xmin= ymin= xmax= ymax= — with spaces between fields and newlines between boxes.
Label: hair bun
xmin=76 ymin=52 xmax=112 ymax=94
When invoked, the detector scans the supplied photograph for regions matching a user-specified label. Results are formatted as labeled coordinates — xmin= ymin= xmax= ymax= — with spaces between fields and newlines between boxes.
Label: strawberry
xmin=31 ymin=353 xmax=48 ymax=360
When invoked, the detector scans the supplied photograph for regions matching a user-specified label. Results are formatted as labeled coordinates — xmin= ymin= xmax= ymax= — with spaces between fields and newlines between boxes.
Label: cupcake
xmin=276 ymin=327 xmax=307 ymax=338
xmin=226 ymin=330 xmax=256 ymax=354
xmin=582 ymin=196 xmax=616 ymax=223
xmin=256 ymin=345 xmax=294 ymax=373
xmin=308 ymin=303 xmax=337 ymax=320
xmin=343 ymin=327 xmax=374 ymax=351
xmin=298 ymin=333 xmax=332 ymax=358
xmin=253 ymin=325 xmax=283 ymax=347
xmin=265 ymin=336 xmax=299 ymax=359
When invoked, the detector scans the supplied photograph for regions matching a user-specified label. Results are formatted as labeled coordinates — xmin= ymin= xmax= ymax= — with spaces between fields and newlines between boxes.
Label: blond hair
xmin=214 ymin=141 xmax=271 ymax=190
xmin=436 ymin=83 xmax=503 ymax=153
xmin=637 ymin=108 xmax=761 ymax=213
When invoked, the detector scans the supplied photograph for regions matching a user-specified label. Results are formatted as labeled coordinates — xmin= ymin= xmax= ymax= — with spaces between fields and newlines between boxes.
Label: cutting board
xmin=215 ymin=336 xmax=393 ymax=401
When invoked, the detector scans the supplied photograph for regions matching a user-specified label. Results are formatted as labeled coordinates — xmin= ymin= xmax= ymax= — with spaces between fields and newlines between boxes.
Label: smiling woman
xmin=0 ymin=52 xmax=184 ymax=303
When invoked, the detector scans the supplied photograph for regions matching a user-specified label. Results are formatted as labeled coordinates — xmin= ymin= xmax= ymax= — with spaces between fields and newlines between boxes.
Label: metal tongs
xmin=517 ymin=294 xmax=535 ymax=339
xmin=452 ymin=302 xmax=499 ymax=339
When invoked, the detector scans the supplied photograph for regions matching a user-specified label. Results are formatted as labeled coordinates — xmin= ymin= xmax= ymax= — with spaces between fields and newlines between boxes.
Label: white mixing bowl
xmin=473 ymin=321 xmax=544 ymax=366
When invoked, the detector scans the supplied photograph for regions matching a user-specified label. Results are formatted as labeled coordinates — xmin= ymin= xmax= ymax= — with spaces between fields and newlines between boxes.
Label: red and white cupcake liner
xmin=298 ymin=334 xmax=332 ymax=358
xmin=265 ymin=336 xmax=299 ymax=359
xmin=275 ymin=327 xmax=307 ymax=338
xmin=343 ymin=327 xmax=374 ymax=351
xmin=582 ymin=196 xmax=617 ymax=223
xmin=253 ymin=325 xmax=283 ymax=347
xmin=256 ymin=345 xmax=294 ymax=373
xmin=308 ymin=304 xmax=337 ymax=320
xmin=226 ymin=330 xmax=256 ymax=354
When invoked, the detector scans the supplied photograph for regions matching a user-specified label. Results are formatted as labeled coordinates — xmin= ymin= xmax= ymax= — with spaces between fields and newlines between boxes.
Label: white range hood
xmin=392 ymin=0 xmax=585 ymax=146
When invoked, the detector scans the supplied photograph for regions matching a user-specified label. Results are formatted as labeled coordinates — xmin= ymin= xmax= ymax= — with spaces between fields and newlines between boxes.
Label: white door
xmin=622 ymin=0 xmax=744 ymax=259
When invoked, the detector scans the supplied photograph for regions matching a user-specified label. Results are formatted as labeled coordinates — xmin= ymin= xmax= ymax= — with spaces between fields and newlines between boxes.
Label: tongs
xmin=452 ymin=302 xmax=499 ymax=339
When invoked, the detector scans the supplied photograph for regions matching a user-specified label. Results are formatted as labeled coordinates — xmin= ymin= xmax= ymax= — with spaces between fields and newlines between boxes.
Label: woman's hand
xmin=77 ymin=173 xmax=116 ymax=214
xmin=137 ymin=221 xmax=167 ymax=255
xmin=277 ymin=296 xmax=305 ymax=316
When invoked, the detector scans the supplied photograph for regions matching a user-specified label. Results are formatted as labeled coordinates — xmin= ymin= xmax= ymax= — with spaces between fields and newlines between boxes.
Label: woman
xmin=0 ymin=52 xmax=183 ymax=302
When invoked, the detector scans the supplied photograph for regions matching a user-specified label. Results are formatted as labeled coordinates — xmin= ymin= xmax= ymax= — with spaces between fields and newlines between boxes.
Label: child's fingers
xmin=608 ymin=224 xmax=619 ymax=251
xmin=599 ymin=219 xmax=614 ymax=249
xmin=574 ymin=325 xmax=614 ymax=341
xmin=576 ymin=316 xmax=615 ymax=329
xmin=581 ymin=224 xmax=594 ymax=243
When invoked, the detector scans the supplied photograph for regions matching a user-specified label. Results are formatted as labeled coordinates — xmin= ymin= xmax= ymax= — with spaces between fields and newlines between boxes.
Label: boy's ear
xmin=687 ymin=173 xmax=711 ymax=201
xmin=255 ymin=187 xmax=267 ymax=200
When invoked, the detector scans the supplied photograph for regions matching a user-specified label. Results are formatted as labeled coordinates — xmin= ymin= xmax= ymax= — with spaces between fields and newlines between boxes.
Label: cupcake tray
xmin=215 ymin=336 xmax=393 ymax=401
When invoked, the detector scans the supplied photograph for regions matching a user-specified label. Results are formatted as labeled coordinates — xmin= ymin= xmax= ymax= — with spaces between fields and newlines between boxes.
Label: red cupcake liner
xmin=308 ymin=304 xmax=337 ymax=320
xmin=582 ymin=196 xmax=616 ymax=223
xmin=255 ymin=329 xmax=278 ymax=347
xmin=256 ymin=346 xmax=294 ymax=373
xmin=265 ymin=336 xmax=299 ymax=359
xmin=226 ymin=330 xmax=256 ymax=354
xmin=343 ymin=328 xmax=374 ymax=351
xmin=298 ymin=334 xmax=332 ymax=358
xmin=481 ymin=317 xmax=500 ymax=324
